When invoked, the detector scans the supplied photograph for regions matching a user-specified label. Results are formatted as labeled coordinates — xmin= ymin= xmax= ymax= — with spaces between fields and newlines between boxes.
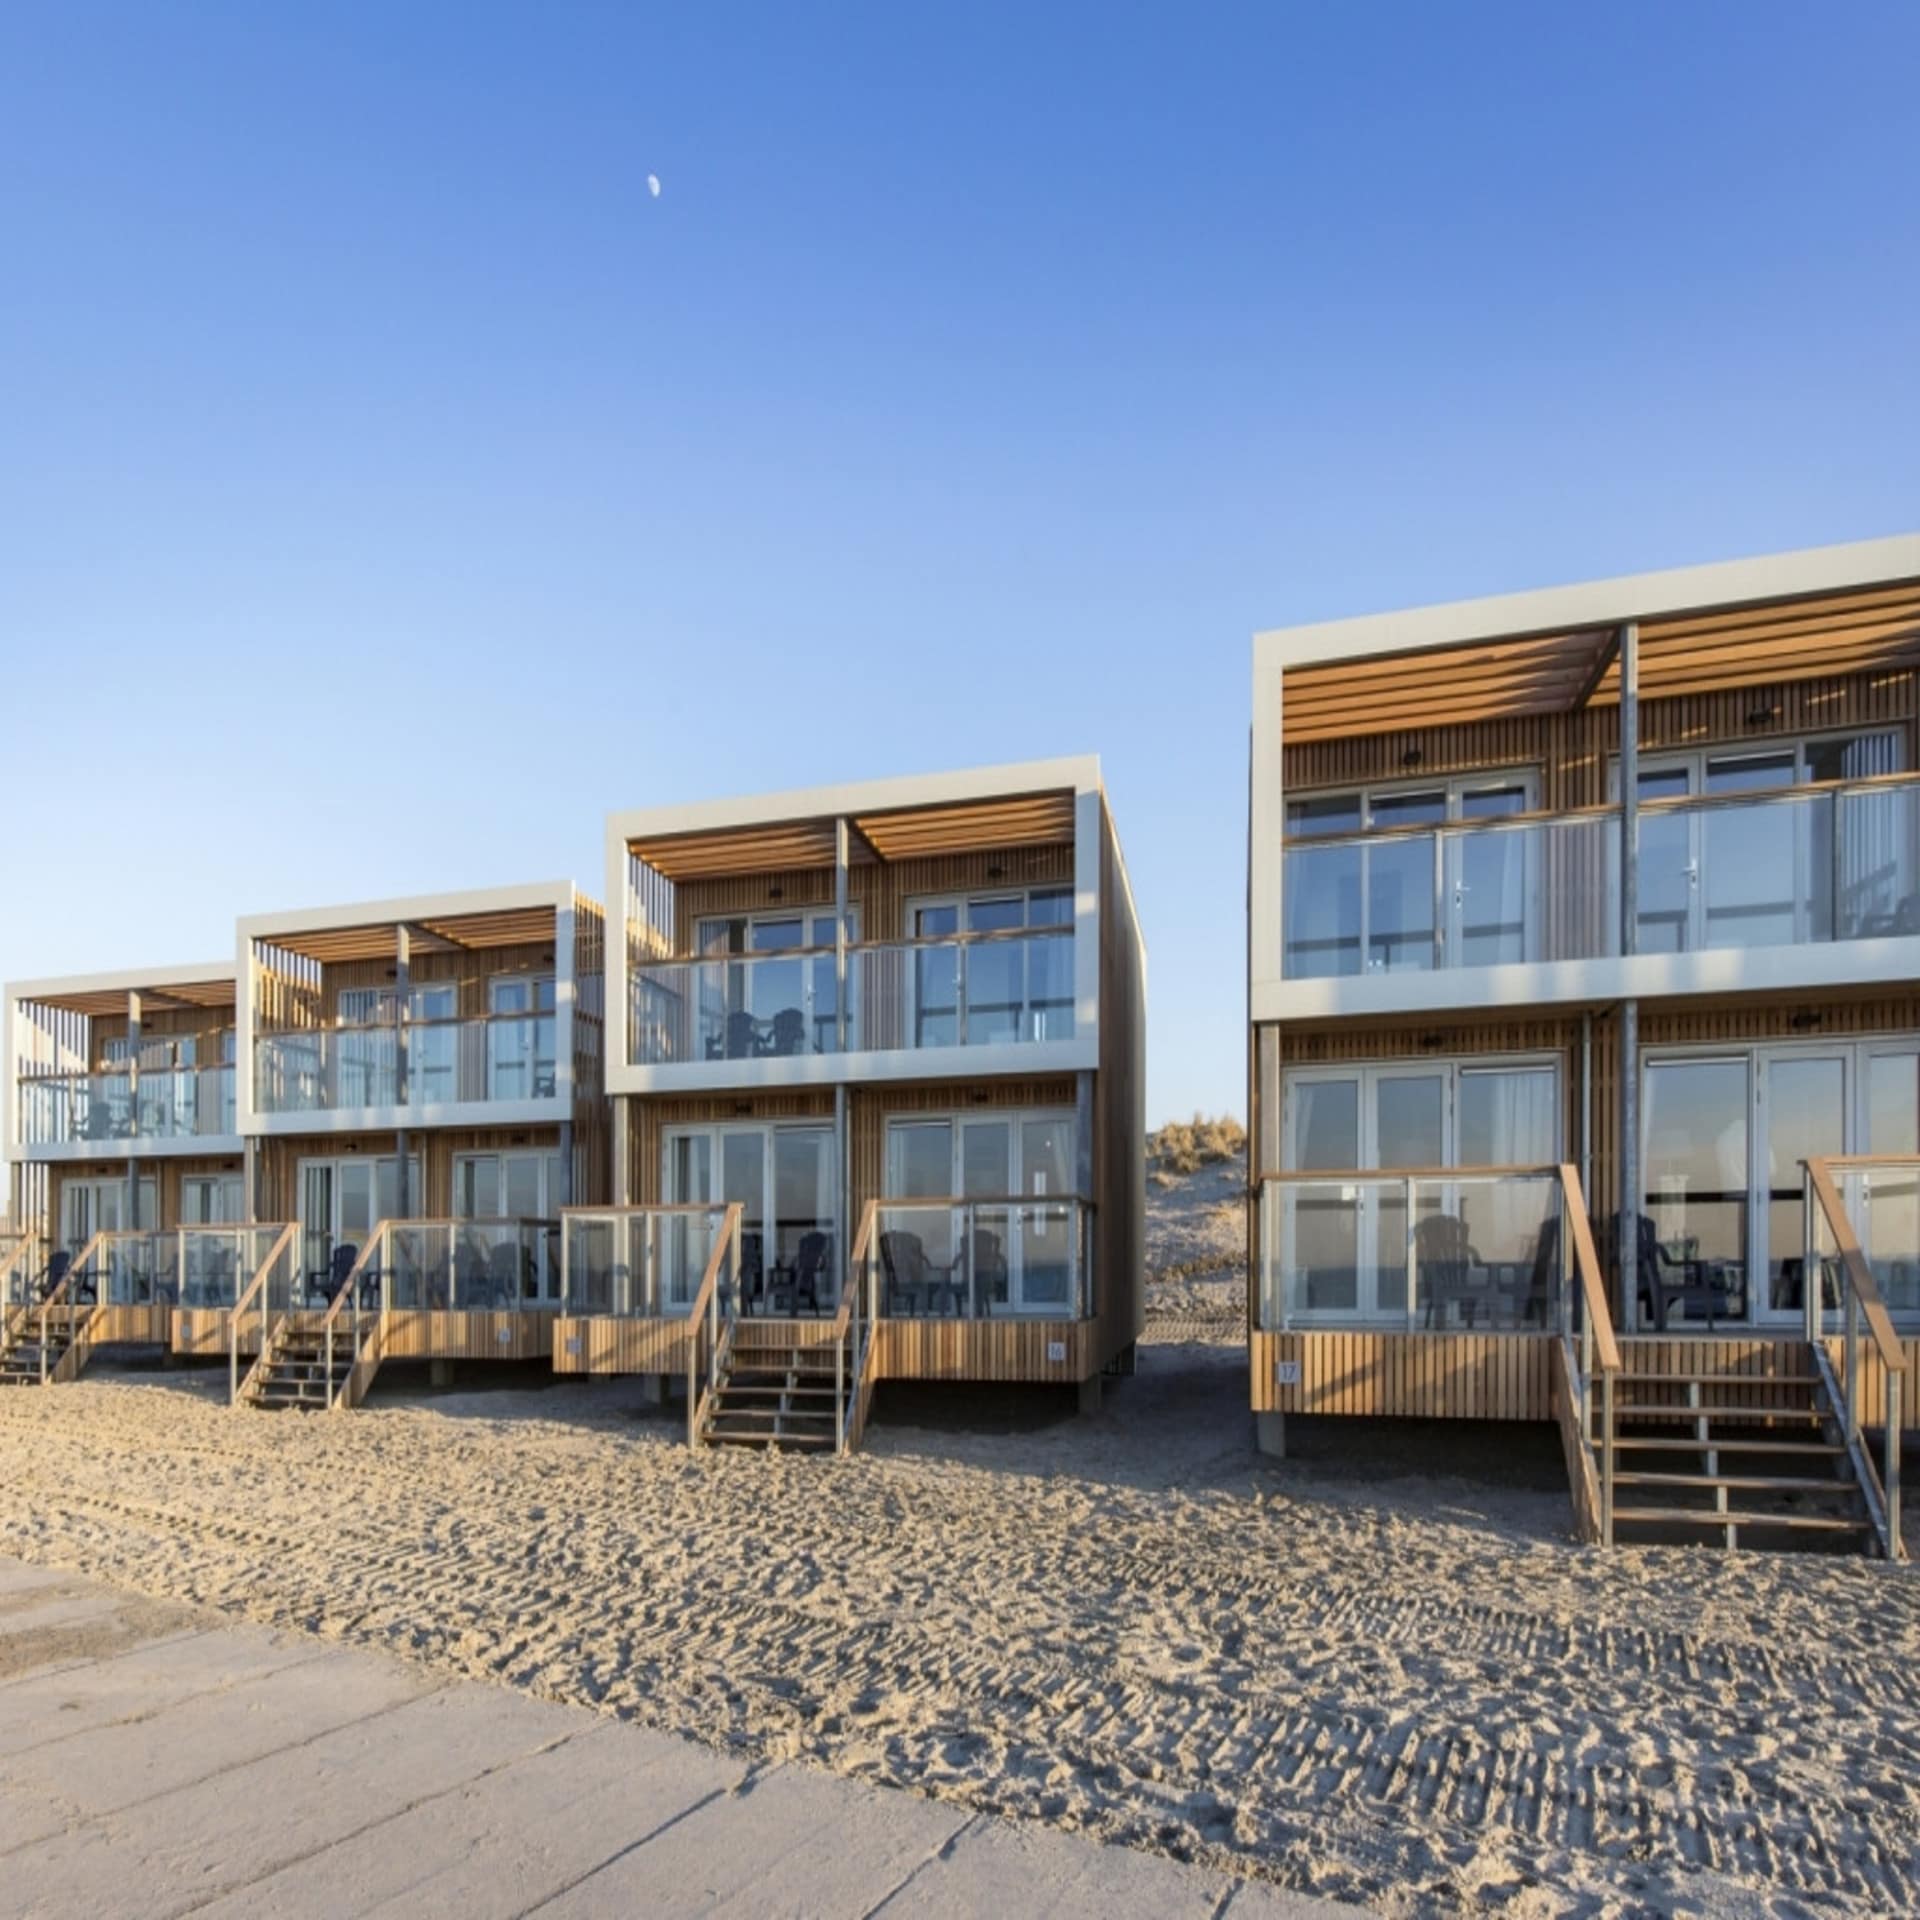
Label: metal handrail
xmin=686 ymin=1203 xmax=744 ymax=1448
xmin=1803 ymin=1156 xmax=1906 ymax=1559
xmin=228 ymin=1222 xmax=298 ymax=1405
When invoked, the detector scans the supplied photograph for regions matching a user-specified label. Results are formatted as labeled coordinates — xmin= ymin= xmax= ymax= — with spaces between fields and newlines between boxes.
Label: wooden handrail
xmin=848 ymin=1199 xmax=881 ymax=1270
xmin=1257 ymin=1164 xmax=1558 ymax=1188
xmin=865 ymin=1192 xmax=1096 ymax=1211
xmin=318 ymin=1223 xmax=391 ymax=1335
xmin=683 ymin=1203 xmax=744 ymax=1332
xmin=1809 ymin=1153 xmax=1920 ymax=1172
xmin=556 ymin=1202 xmax=735 ymax=1220
xmin=230 ymin=1222 xmax=298 ymax=1324
xmin=1557 ymin=1166 xmax=1621 ymax=1375
xmin=1804 ymin=1158 xmax=1905 ymax=1373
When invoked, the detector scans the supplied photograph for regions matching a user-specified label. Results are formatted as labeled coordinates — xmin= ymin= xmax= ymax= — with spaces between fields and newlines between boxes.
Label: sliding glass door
xmin=663 ymin=1123 xmax=837 ymax=1311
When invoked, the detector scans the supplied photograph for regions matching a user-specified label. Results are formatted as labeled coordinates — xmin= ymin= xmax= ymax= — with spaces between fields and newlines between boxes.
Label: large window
xmin=695 ymin=911 xmax=853 ymax=1058
xmin=60 ymin=1176 xmax=156 ymax=1251
xmin=1279 ymin=1059 xmax=1559 ymax=1324
xmin=1283 ymin=772 xmax=1538 ymax=978
xmin=1618 ymin=730 xmax=1908 ymax=952
xmin=663 ymin=1123 xmax=838 ymax=1312
xmin=907 ymin=888 xmax=1074 ymax=1048
xmin=487 ymin=975 xmax=557 ymax=1100
xmin=337 ymin=984 xmax=457 ymax=1104
xmin=883 ymin=1110 xmax=1080 ymax=1314
xmin=455 ymin=1148 xmax=564 ymax=1300
xmin=1640 ymin=1038 xmax=1920 ymax=1328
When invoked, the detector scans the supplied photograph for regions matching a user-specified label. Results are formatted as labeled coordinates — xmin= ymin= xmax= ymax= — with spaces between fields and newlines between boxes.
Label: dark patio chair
xmin=968 ymin=1228 xmax=1009 ymax=1317
xmin=1516 ymin=1215 xmax=1560 ymax=1328
xmin=879 ymin=1232 xmax=925 ymax=1316
xmin=1609 ymin=1212 xmax=1742 ymax=1330
xmin=36 ymin=1250 xmax=73 ymax=1302
xmin=308 ymin=1242 xmax=359 ymax=1309
xmin=1415 ymin=1213 xmax=1485 ymax=1327
xmin=485 ymin=1238 xmax=522 ymax=1308
xmin=770 ymin=1230 xmax=831 ymax=1314
xmin=766 ymin=1008 xmax=807 ymax=1057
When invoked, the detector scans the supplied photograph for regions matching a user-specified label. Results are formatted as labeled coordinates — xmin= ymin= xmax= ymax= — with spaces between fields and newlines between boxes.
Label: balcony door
xmin=455 ymin=1149 xmax=563 ymax=1300
xmin=907 ymin=888 xmax=1073 ymax=1048
xmin=336 ymin=984 xmax=456 ymax=1106
xmin=1640 ymin=1039 xmax=1920 ymax=1329
xmin=1283 ymin=772 xmax=1538 ymax=978
xmin=60 ymin=1176 xmax=156 ymax=1251
xmin=883 ymin=1110 xmax=1079 ymax=1314
xmin=663 ymin=1124 xmax=837 ymax=1310
xmin=1620 ymin=730 xmax=1904 ymax=954
xmin=487 ymin=975 xmax=557 ymax=1100
xmin=1280 ymin=1059 xmax=1559 ymax=1323
xmin=695 ymin=912 xmax=850 ymax=1059
xmin=297 ymin=1153 xmax=418 ymax=1282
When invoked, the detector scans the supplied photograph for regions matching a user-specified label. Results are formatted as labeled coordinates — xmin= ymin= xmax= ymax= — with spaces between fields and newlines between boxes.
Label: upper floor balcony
xmin=3 ymin=965 xmax=242 ymax=1163
xmin=238 ymin=881 xmax=604 ymax=1134
xmin=1253 ymin=535 xmax=1920 ymax=1021
xmin=607 ymin=760 xmax=1118 ymax=1092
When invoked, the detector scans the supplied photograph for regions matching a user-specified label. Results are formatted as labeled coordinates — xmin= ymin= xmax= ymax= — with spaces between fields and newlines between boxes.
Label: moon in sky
xmin=646 ymin=174 xmax=661 ymax=198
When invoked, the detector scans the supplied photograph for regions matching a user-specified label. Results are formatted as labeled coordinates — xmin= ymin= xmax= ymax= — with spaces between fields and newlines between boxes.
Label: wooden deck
xmin=557 ymin=1312 xmax=1101 ymax=1385
xmin=1251 ymin=1327 xmax=1920 ymax=1430
xmin=173 ymin=1307 xmax=555 ymax=1363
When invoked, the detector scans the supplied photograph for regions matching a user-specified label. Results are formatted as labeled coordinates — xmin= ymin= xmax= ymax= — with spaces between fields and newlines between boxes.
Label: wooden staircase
xmin=699 ymin=1339 xmax=846 ymax=1450
xmin=242 ymin=1322 xmax=357 ymax=1410
xmin=1593 ymin=1353 xmax=1875 ymax=1551
xmin=0 ymin=1316 xmax=81 ymax=1387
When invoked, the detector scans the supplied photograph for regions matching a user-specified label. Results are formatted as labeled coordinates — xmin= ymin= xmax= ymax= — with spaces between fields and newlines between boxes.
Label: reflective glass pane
xmin=1642 ymin=1060 xmax=1748 ymax=1325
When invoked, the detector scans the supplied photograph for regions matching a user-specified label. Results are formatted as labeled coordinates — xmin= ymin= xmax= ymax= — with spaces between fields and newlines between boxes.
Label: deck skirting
xmin=1251 ymin=1328 xmax=1920 ymax=1429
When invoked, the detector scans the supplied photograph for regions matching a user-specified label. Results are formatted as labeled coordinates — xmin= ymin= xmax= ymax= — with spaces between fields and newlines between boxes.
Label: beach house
xmin=559 ymin=758 xmax=1146 ymax=1450
xmin=1249 ymin=534 xmax=1920 ymax=1554
xmin=226 ymin=881 xmax=607 ymax=1406
xmin=3 ymin=961 xmax=247 ymax=1380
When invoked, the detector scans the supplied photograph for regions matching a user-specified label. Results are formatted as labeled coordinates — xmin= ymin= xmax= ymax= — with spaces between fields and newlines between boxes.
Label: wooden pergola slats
xmin=264 ymin=907 xmax=558 ymax=964
xmin=629 ymin=791 xmax=1077 ymax=878
xmin=24 ymin=980 xmax=237 ymax=1018
xmin=1280 ymin=577 xmax=1920 ymax=745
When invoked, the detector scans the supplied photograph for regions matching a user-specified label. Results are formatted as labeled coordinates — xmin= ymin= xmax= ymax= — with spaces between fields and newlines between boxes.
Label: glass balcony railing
xmin=16 ymin=1064 xmax=238 ymax=1147
xmin=560 ymin=1205 xmax=735 ymax=1316
xmin=858 ymin=1196 xmax=1094 ymax=1320
xmin=253 ymin=1013 xmax=558 ymax=1115
xmin=1257 ymin=1168 xmax=1568 ymax=1331
xmin=628 ymin=929 xmax=1076 ymax=1065
xmin=1280 ymin=775 xmax=1920 ymax=981
xmin=62 ymin=1226 xmax=286 ymax=1309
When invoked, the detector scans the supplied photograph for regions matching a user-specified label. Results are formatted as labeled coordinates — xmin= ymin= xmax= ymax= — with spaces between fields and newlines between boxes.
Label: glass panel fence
xmin=869 ymin=1198 xmax=1093 ymax=1320
xmin=1258 ymin=1171 xmax=1567 ymax=1330
xmin=254 ymin=1016 xmax=557 ymax=1114
xmin=560 ymin=1207 xmax=733 ymax=1316
xmin=20 ymin=1065 xmax=239 ymax=1144
xmin=1806 ymin=1160 xmax=1920 ymax=1322
xmin=64 ymin=1226 xmax=287 ymax=1308
xmin=627 ymin=929 xmax=1077 ymax=1064
xmin=376 ymin=1219 xmax=559 ymax=1311
xmin=1283 ymin=813 xmax=1618 ymax=979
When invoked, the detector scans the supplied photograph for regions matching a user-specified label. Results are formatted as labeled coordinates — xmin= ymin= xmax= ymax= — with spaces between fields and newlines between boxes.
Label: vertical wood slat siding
xmin=86 ymin=1003 xmax=235 ymax=1071
xmin=49 ymin=1155 xmax=247 ymax=1237
xmin=255 ymin=1126 xmax=566 ymax=1224
xmin=1095 ymin=796 xmax=1147 ymax=1372
xmin=1281 ymin=668 xmax=1920 ymax=801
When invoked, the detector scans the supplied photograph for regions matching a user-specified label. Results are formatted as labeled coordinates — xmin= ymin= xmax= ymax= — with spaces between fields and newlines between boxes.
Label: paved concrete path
xmin=0 ymin=1557 xmax=1358 ymax=1918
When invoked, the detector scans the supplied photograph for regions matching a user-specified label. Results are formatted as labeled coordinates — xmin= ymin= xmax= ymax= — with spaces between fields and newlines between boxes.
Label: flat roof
xmin=239 ymin=881 xmax=592 ymax=966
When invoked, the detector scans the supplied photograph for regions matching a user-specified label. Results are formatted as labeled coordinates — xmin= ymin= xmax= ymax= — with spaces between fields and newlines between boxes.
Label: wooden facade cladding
xmin=82 ymin=1002 xmax=234 ymax=1071
xmin=1279 ymin=664 xmax=1918 ymax=803
xmin=254 ymin=1125 xmax=570 ymax=1222
xmin=172 ymin=1307 xmax=554 ymax=1363
xmin=1251 ymin=1328 xmax=1920 ymax=1432
xmin=48 ymin=1154 xmax=245 ymax=1235
xmin=668 ymin=844 xmax=1075 ymax=957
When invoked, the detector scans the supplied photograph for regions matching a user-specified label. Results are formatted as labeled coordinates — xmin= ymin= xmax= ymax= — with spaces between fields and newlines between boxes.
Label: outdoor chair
xmin=1515 ymin=1215 xmax=1560 ymax=1328
xmin=36 ymin=1250 xmax=73 ymax=1302
xmin=766 ymin=1008 xmax=807 ymax=1056
xmin=308 ymin=1243 xmax=359 ymax=1310
xmin=1773 ymin=1253 xmax=1842 ymax=1315
xmin=1608 ymin=1212 xmax=1743 ymax=1330
xmin=485 ymin=1238 xmax=522 ymax=1307
xmin=767 ymin=1231 xmax=831 ymax=1314
xmin=1414 ymin=1213 xmax=1486 ymax=1328
xmin=968 ymin=1228 xmax=1009 ymax=1317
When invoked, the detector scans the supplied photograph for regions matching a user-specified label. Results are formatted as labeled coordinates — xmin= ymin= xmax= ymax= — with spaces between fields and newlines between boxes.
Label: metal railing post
xmin=1846 ymin=1285 xmax=1861 ymax=1436
xmin=1404 ymin=1175 xmax=1418 ymax=1332
xmin=1886 ymin=1369 xmax=1903 ymax=1555
xmin=1600 ymin=1367 xmax=1616 ymax=1548
xmin=1803 ymin=1164 xmax=1819 ymax=1350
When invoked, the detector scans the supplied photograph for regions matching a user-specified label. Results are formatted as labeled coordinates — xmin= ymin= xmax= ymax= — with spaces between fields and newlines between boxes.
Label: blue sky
xmin=2 ymin=1 xmax=1916 ymax=1131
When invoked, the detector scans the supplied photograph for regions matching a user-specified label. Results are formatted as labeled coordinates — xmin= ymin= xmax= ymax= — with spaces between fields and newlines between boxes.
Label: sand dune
xmin=1 ymin=1343 xmax=1916 ymax=1917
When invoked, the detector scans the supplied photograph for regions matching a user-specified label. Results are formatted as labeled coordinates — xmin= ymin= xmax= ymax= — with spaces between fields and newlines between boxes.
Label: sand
xmin=1 ymin=1339 xmax=1916 ymax=1918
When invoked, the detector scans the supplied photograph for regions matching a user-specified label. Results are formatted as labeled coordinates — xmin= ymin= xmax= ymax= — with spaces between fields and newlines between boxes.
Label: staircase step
xmin=1612 ymin=1371 xmax=1820 ymax=1387
xmin=1611 ymin=1471 xmax=1855 ymax=1494
xmin=705 ymin=1425 xmax=835 ymax=1447
xmin=1606 ymin=1403 xmax=1828 ymax=1423
xmin=1610 ymin=1435 xmax=1848 ymax=1455
xmin=1610 ymin=1506 xmax=1870 ymax=1534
